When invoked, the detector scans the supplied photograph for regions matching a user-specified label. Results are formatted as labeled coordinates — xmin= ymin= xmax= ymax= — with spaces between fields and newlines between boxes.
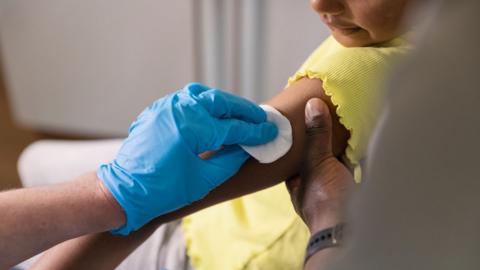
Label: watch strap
xmin=304 ymin=223 xmax=345 ymax=264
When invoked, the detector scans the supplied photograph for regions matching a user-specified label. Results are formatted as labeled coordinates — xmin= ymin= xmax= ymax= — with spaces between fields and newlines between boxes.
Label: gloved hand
xmin=98 ymin=83 xmax=278 ymax=235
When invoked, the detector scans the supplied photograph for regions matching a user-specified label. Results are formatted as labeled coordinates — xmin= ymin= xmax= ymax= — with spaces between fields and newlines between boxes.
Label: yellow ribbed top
xmin=288 ymin=36 xmax=410 ymax=180
xmin=182 ymin=36 xmax=410 ymax=270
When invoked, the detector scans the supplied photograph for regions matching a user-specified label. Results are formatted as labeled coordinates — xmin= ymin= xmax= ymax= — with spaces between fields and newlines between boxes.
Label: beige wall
xmin=0 ymin=0 xmax=196 ymax=137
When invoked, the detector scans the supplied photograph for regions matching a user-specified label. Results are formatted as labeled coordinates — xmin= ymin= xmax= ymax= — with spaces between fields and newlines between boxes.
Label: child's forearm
xmin=32 ymin=78 xmax=349 ymax=270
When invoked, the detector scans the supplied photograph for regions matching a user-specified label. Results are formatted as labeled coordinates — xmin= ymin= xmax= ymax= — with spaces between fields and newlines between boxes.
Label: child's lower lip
xmin=321 ymin=17 xmax=362 ymax=35
xmin=331 ymin=25 xmax=362 ymax=35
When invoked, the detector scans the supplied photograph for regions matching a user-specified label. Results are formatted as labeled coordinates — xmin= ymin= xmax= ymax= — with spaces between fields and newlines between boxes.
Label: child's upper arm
xmin=267 ymin=77 xmax=349 ymax=158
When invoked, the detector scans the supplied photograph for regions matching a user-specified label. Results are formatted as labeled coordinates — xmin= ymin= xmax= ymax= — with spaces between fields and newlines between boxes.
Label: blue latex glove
xmin=98 ymin=83 xmax=278 ymax=235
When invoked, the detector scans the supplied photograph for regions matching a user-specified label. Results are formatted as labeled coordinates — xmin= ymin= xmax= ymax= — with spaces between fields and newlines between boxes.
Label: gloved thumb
xmin=304 ymin=98 xmax=334 ymax=167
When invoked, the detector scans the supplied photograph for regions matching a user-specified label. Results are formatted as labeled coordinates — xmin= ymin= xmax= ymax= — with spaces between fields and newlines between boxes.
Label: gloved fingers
xmin=194 ymin=89 xmax=268 ymax=123
xmin=215 ymin=118 xmax=278 ymax=147
xmin=203 ymin=145 xmax=249 ymax=186
xmin=184 ymin=82 xmax=211 ymax=95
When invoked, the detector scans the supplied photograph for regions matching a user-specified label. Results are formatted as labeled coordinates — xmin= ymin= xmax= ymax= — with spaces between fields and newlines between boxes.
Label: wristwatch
xmin=304 ymin=223 xmax=345 ymax=264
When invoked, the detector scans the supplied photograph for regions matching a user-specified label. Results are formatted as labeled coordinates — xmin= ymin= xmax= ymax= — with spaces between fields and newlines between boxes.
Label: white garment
xmin=18 ymin=139 xmax=123 ymax=187
xmin=241 ymin=105 xmax=293 ymax=163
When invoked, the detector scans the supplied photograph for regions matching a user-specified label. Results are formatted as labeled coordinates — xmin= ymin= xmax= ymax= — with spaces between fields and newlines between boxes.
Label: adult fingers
xmin=215 ymin=118 xmax=278 ymax=147
xmin=285 ymin=175 xmax=303 ymax=213
xmin=303 ymin=98 xmax=334 ymax=172
xmin=184 ymin=82 xmax=211 ymax=95
xmin=202 ymin=145 xmax=250 ymax=187
xmin=194 ymin=89 xmax=268 ymax=123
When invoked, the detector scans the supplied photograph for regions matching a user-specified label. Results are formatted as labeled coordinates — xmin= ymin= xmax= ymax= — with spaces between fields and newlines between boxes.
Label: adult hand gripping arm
xmin=98 ymin=82 xmax=278 ymax=235
xmin=0 ymin=83 xmax=277 ymax=269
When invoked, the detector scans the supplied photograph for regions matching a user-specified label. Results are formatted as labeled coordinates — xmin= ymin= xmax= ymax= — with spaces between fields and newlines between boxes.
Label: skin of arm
xmin=32 ymin=78 xmax=350 ymax=270
xmin=0 ymin=172 xmax=124 ymax=269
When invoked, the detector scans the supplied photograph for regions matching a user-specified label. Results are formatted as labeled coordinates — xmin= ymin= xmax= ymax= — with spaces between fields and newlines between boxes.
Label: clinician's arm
xmin=32 ymin=78 xmax=350 ymax=270
xmin=0 ymin=172 xmax=124 ymax=269
xmin=1 ymin=83 xmax=275 ymax=269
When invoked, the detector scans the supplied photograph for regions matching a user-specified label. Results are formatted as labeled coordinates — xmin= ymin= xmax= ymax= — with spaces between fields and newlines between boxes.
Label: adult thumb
xmin=304 ymin=98 xmax=334 ymax=166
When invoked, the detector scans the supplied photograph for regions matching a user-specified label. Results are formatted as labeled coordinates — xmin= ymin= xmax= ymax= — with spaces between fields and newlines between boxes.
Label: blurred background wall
xmin=0 ymin=0 xmax=329 ymax=189
xmin=0 ymin=55 xmax=39 ymax=189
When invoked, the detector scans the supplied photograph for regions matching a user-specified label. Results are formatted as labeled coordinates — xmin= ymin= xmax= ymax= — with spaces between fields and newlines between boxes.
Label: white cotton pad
xmin=241 ymin=104 xmax=293 ymax=163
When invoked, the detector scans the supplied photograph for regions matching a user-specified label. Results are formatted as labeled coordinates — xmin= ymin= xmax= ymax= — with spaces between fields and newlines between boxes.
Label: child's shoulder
xmin=305 ymin=36 xmax=410 ymax=73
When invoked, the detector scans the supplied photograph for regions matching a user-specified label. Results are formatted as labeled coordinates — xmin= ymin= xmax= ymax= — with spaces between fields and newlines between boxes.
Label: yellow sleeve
xmin=182 ymin=37 xmax=411 ymax=270
xmin=288 ymin=36 xmax=410 ymax=181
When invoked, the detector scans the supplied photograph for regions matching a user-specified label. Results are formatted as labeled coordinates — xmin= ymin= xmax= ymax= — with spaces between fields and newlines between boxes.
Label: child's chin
xmin=331 ymin=31 xmax=376 ymax=48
